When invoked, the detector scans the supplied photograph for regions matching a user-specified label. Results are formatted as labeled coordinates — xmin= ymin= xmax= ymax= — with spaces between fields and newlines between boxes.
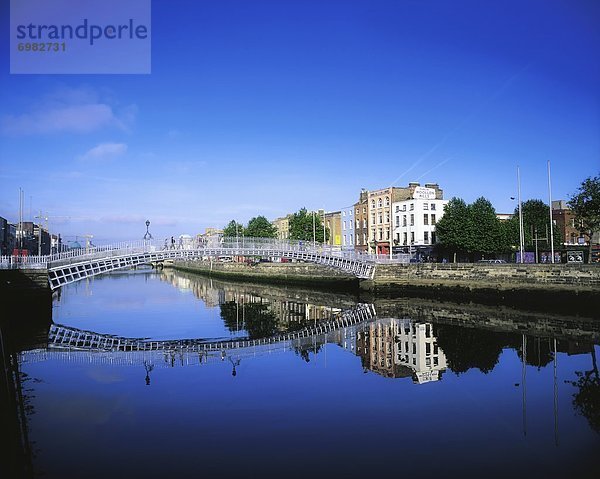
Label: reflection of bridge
xmin=0 ymin=238 xmax=395 ymax=289
xmin=22 ymin=304 xmax=376 ymax=369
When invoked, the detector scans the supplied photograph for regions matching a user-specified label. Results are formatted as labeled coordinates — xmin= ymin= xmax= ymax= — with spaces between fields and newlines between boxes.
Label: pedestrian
xmin=170 ymin=236 xmax=175 ymax=249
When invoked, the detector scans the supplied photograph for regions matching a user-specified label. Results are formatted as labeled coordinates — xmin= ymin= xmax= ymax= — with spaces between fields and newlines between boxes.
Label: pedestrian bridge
xmin=0 ymin=239 xmax=408 ymax=290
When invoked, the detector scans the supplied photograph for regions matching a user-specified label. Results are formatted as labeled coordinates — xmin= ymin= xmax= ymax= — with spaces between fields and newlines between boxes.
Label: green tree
xmin=288 ymin=208 xmax=329 ymax=242
xmin=244 ymin=216 xmax=277 ymax=238
xmin=469 ymin=197 xmax=505 ymax=258
xmin=568 ymin=175 xmax=600 ymax=263
xmin=509 ymin=199 xmax=562 ymax=251
xmin=435 ymin=197 xmax=472 ymax=261
xmin=223 ymin=220 xmax=244 ymax=238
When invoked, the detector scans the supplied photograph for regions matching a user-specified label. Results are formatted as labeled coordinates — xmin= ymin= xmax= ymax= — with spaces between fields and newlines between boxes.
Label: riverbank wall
xmin=168 ymin=260 xmax=360 ymax=290
xmin=363 ymin=263 xmax=599 ymax=316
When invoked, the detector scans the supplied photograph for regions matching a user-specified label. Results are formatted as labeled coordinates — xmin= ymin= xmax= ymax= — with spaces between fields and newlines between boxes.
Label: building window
xmin=395 ymin=216 xmax=400 ymax=227
xmin=378 ymin=214 xmax=382 ymax=224
xmin=423 ymin=203 xmax=429 ymax=210
xmin=371 ymin=213 xmax=376 ymax=224
xmin=378 ymin=198 xmax=382 ymax=208
xmin=385 ymin=196 xmax=390 ymax=206
xmin=431 ymin=203 xmax=436 ymax=211
xmin=424 ymin=231 xmax=429 ymax=243
xmin=342 ymin=211 xmax=346 ymax=217
xmin=356 ymin=219 xmax=360 ymax=229
xmin=403 ymin=204 xmax=407 ymax=211
xmin=363 ymin=219 xmax=367 ymax=228
xmin=356 ymin=208 xmax=359 ymax=215
xmin=411 ymin=232 xmax=415 ymax=243
xmin=431 ymin=214 xmax=436 ymax=225
xmin=395 ymin=205 xmax=400 ymax=212
xmin=385 ymin=212 xmax=390 ymax=223
xmin=378 ymin=229 xmax=383 ymax=240
xmin=396 ymin=232 xmax=400 ymax=242
xmin=410 ymin=214 xmax=414 ymax=226
xmin=363 ymin=207 xmax=366 ymax=214
xmin=431 ymin=231 xmax=436 ymax=244
xmin=386 ymin=230 xmax=390 ymax=240
xmin=403 ymin=232 xmax=407 ymax=245
xmin=424 ymin=214 xmax=429 ymax=226
xmin=410 ymin=203 xmax=414 ymax=211
xmin=403 ymin=215 xmax=407 ymax=227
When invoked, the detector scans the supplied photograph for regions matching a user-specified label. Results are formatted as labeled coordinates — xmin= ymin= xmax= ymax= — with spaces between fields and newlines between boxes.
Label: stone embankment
xmin=363 ymin=263 xmax=599 ymax=316
xmin=168 ymin=260 xmax=359 ymax=290
xmin=364 ymin=263 xmax=599 ymax=291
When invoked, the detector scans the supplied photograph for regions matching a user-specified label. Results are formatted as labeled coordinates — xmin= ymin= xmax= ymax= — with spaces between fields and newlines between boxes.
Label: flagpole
xmin=547 ymin=161 xmax=555 ymax=263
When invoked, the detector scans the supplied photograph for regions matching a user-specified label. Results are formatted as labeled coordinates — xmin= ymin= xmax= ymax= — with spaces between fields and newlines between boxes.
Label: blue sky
xmin=1 ymin=0 xmax=599 ymax=242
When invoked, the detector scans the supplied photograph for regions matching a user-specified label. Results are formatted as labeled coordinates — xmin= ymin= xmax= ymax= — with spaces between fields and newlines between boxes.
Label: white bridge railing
xmin=0 ymin=238 xmax=411 ymax=270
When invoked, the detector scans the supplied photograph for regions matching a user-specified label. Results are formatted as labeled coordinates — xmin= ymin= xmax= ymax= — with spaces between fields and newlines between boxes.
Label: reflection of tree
xmin=568 ymin=349 xmax=600 ymax=434
xmin=220 ymin=301 xmax=279 ymax=339
xmin=293 ymin=344 xmax=323 ymax=363
xmin=435 ymin=324 xmax=507 ymax=375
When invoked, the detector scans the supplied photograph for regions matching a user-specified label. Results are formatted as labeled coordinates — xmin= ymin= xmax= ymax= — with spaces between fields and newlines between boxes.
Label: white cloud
xmin=80 ymin=143 xmax=128 ymax=162
xmin=0 ymin=86 xmax=136 ymax=135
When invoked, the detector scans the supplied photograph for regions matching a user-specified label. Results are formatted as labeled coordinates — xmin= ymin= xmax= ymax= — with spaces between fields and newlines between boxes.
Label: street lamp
xmin=143 ymin=220 xmax=153 ymax=240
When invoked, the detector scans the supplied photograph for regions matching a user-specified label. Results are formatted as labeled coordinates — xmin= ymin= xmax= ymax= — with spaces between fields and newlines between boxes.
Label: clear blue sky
xmin=1 ymin=0 xmax=598 ymax=242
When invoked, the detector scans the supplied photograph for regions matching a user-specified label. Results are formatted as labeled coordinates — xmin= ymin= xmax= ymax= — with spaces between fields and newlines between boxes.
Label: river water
xmin=13 ymin=268 xmax=600 ymax=478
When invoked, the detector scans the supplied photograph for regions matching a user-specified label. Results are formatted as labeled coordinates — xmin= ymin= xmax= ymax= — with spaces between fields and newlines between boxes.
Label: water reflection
xmin=3 ymin=269 xmax=599 ymax=478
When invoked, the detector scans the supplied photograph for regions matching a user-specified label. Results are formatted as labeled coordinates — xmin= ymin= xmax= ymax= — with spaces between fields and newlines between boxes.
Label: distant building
xmin=0 ymin=217 xmax=15 ymax=255
xmin=367 ymin=182 xmax=444 ymax=255
xmin=340 ymin=205 xmax=355 ymax=251
xmin=354 ymin=189 xmax=369 ymax=253
xmin=323 ymin=211 xmax=342 ymax=246
xmin=272 ymin=215 xmax=291 ymax=240
xmin=496 ymin=213 xmax=514 ymax=222
xmin=197 ymin=227 xmax=223 ymax=247
xmin=392 ymin=183 xmax=447 ymax=257
xmin=552 ymin=200 xmax=586 ymax=246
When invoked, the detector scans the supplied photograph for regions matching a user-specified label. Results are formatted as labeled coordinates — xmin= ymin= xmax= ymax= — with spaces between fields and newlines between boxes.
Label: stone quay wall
xmin=367 ymin=263 xmax=600 ymax=291
xmin=169 ymin=260 xmax=359 ymax=289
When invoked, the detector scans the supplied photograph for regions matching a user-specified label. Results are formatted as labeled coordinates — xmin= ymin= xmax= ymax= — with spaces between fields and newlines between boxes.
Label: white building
xmin=392 ymin=186 xmax=448 ymax=256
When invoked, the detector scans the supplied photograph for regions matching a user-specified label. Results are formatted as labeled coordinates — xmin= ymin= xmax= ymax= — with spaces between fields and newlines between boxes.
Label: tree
xmin=223 ymin=220 xmax=244 ymax=238
xmin=435 ymin=197 xmax=472 ymax=261
xmin=469 ymin=197 xmax=506 ymax=257
xmin=509 ymin=199 xmax=562 ymax=251
xmin=288 ymin=208 xmax=329 ymax=242
xmin=568 ymin=175 xmax=600 ymax=263
xmin=244 ymin=216 xmax=277 ymax=238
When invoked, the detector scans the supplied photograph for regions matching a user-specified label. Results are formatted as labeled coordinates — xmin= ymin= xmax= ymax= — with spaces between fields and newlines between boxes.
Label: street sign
xmin=567 ymin=250 xmax=584 ymax=263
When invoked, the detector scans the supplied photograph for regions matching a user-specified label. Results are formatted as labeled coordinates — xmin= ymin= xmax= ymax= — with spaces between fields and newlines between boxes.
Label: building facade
xmin=392 ymin=184 xmax=447 ymax=258
xmin=272 ymin=215 xmax=291 ymax=241
xmin=340 ymin=205 xmax=355 ymax=251
xmin=368 ymin=182 xmax=444 ymax=255
xmin=324 ymin=211 xmax=342 ymax=246
xmin=354 ymin=189 xmax=369 ymax=252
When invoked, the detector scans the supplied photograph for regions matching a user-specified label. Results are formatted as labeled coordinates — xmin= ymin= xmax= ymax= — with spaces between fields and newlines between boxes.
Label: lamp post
xmin=143 ymin=220 xmax=153 ymax=240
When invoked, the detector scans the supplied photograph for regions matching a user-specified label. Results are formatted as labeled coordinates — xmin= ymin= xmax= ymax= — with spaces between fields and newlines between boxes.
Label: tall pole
xmin=37 ymin=210 xmax=42 ymax=256
xmin=518 ymin=166 xmax=525 ymax=264
xmin=312 ymin=211 xmax=316 ymax=248
xmin=18 ymin=188 xmax=23 ymax=250
xmin=323 ymin=209 xmax=326 ymax=248
xmin=547 ymin=161 xmax=555 ymax=263
xmin=389 ymin=188 xmax=393 ymax=259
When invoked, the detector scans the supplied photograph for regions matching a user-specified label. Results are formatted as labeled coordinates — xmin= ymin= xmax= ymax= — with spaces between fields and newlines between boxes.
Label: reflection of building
xmin=356 ymin=318 xmax=447 ymax=383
